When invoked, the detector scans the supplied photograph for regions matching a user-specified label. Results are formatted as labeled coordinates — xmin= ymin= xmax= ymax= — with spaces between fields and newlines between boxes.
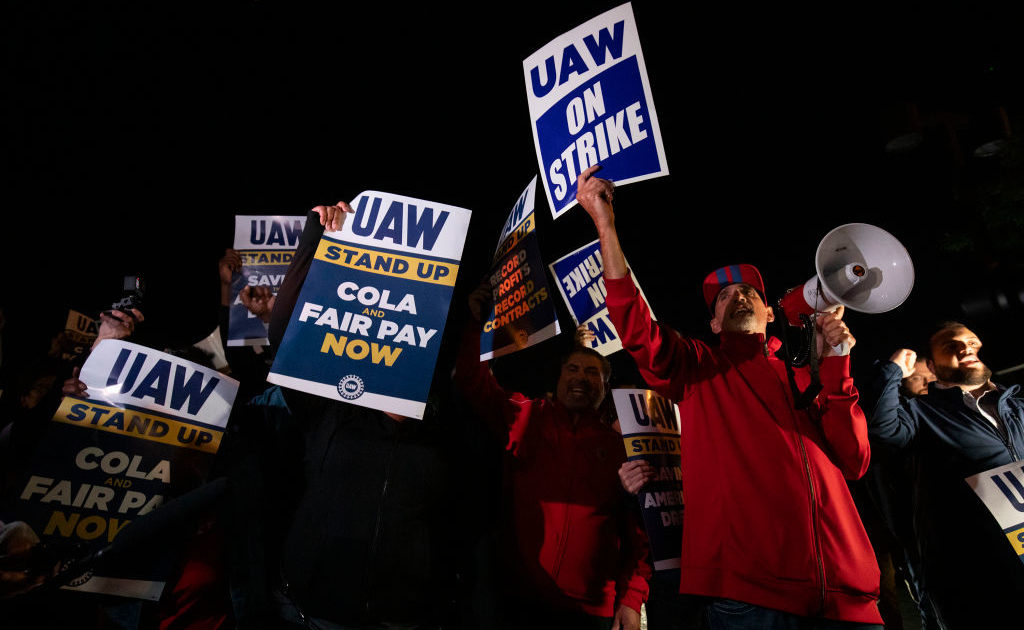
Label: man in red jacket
xmin=576 ymin=165 xmax=882 ymax=629
xmin=455 ymin=284 xmax=650 ymax=630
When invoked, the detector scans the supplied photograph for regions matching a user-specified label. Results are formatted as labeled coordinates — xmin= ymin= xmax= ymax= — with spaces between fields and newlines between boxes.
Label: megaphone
xmin=779 ymin=222 xmax=915 ymax=329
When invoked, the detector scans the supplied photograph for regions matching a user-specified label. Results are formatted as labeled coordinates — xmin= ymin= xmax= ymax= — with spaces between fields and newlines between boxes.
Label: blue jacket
xmin=866 ymin=361 xmax=1024 ymax=625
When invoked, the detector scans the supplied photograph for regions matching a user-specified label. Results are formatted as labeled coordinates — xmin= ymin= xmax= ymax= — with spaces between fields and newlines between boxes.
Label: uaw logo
xmin=61 ymin=559 xmax=94 ymax=587
xmin=337 ymin=374 xmax=365 ymax=400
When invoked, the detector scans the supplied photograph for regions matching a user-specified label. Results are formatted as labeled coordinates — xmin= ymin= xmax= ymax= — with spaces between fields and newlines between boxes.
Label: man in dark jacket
xmin=868 ymin=322 xmax=1024 ymax=629
xmin=230 ymin=203 xmax=461 ymax=630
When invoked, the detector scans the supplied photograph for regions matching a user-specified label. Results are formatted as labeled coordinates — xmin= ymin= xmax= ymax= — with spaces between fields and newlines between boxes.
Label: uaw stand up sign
xmin=268 ymin=191 xmax=471 ymax=420
xmin=13 ymin=340 xmax=238 ymax=599
xmin=524 ymin=2 xmax=668 ymax=219
xmin=613 ymin=388 xmax=683 ymax=571
xmin=967 ymin=461 xmax=1024 ymax=565
xmin=228 ymin=215 xmax=306 ymax=347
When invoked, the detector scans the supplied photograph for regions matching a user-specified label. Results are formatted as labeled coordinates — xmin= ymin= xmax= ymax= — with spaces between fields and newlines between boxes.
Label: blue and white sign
xmin=228 ymin=215 xmax=306 ymax=347
xmin=967 ymin=461 xmax=1024 ymax=564
xmin=548 ymin=239 xmax=653 ymax=356
xmin=614 ymin=388 xmax=682 ymax=571
xmin=480 ymin=177 xmax=560 ymax=360
xmin=13 ymin=340 xmax=238 ymax=600
xmin=524 ymin=2 xmax=668 ymax=219
xmin=267 ymin=191 xmax=472 ymax=420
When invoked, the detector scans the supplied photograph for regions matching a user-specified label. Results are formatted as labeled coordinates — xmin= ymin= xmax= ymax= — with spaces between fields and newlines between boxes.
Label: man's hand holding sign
xmin=311 ymin=201 xmax=353 ymax=233
xmin=576 ymin=164 xmax=626 ymax=279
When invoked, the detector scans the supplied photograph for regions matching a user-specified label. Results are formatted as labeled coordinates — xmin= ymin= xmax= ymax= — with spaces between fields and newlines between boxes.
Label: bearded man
xmin=576 ymin=165 xmax=882 ymax=629
xmin=871 ymin=322 xmax=1024 ymax=629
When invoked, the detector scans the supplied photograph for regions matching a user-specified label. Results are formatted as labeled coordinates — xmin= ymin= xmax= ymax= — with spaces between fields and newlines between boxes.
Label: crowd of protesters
xmin=0 ymin=169 xmax=1022 ymax=630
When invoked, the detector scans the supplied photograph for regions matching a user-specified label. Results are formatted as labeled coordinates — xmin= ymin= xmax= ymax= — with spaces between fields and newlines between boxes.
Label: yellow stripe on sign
xmin=1006 ymin=524 xmax=1024 ymax=556
xmin=494 ymin=214 xmax=536 ymax=260
xmin=314 ymin=241 xmax=459 ymax=286
xmin=52 ymin=397 xmax=223 ymax=454
xmin=623 ymin=436 xmax=680 ymax=457
xmin=237 ymin=250 xmax=294 ymax=265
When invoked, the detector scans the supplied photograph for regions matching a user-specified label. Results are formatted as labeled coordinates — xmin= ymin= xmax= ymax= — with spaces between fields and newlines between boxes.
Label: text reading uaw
xmin=528 ymin=20 xmax=651 ymax=202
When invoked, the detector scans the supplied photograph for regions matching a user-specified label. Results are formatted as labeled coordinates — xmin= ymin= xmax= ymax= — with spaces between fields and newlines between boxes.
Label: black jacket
xmin=240 ymin=385 xmax=457 ymax=625
xmin=227 ymin=208 xmax=461 ymax=627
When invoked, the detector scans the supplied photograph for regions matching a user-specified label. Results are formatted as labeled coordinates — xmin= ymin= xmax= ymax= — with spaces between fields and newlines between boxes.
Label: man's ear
xmin=926 ymin=358 xmax=935 ymax=375
xmin=765 ymin=306 xmax=775 ymax=323
xmin=710 ymin=316 xmax=722 ymax=334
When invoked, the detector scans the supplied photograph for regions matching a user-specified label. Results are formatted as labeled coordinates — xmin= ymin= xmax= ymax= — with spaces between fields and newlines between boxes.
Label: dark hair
xmin=561 ymin=346 xmax=612 ymax=383
xmin=922 ymin=320 xmax=970 ymax=359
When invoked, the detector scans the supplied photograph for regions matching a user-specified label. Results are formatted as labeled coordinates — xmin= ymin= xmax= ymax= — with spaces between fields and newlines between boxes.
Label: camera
xmin=105 ymin=275 xmax=145 ymax=318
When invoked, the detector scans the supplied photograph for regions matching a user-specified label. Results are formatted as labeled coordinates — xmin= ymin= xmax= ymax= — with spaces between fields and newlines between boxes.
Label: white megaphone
xmin=779 ymin=223 xmax=915 ymax=330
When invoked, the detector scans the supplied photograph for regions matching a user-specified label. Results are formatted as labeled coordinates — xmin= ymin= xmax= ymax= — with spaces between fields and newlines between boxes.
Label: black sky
xmin=4 ymin=0 xmax=1023 ymax=389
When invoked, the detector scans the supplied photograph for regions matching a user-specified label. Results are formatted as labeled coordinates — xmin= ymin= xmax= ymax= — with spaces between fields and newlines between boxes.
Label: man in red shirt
xmin=576 ymin=165 xmax=882 ymax=629
xmin=455 ymin=285 xmax=650 ymax=630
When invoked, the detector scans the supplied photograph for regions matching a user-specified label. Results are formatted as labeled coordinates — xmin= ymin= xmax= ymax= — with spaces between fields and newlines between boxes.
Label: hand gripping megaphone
xmin=778 ymin=223 xmax=914 ymax=360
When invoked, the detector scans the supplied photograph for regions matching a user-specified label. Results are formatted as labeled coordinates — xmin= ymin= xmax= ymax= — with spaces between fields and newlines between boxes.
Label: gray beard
xmin=723 ymin=311 xmax=757 ymax=333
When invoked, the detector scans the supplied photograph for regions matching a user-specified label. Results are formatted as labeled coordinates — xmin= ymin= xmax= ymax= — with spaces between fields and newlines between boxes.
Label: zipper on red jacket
xmin=796 ymin=428 xmax=827 ymax=614
xmin=769 ymin=351 xmax=827 ymax=613
xmin=738 ymin=348 xmax=829 ymax=612
xmin=550 ymin=416 xmax=576 ymax=580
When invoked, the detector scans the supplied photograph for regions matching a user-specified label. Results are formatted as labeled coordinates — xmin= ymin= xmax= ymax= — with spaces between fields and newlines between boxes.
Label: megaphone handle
xmin=809 ymin=310 xmax=850 ymax=357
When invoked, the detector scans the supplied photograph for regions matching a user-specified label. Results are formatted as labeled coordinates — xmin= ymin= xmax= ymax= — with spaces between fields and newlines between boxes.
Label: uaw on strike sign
xmin=524 ymin=2 xmax=668 ymax=219
xmin=549 ymin=239 xmax=654 ymax=356
xmin=269 ymin=191 xmax=471 ymax=420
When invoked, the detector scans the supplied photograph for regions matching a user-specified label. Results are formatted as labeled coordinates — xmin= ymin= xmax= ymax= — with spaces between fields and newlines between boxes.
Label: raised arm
xmin=268 ymin=202 xmax=351 ymax=350
xmin=576 ymin=166 xmax=703 ymax=400
xmin=810 ymin=307 xmax=871 ymax=479
xmin=815 ymin=355 xmax=871 ymax=480
xmin=452 ymin=278 xmax=530 ymax=441
xmin=576 ymin=165 xmax=627 ymax=280
xmin=863 ymin=350 xmax=920 ymax=449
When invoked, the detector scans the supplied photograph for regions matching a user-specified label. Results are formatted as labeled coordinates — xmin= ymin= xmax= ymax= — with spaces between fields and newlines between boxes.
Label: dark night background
xmin=4 ymin=0 xmax=1023 ymax=393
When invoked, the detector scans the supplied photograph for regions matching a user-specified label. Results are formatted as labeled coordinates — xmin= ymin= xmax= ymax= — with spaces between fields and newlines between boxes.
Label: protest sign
xmin=228 ymin=215 xmax=306 ymax=347
xmin=480 ymin=177 xmax=560 ymax=360
xmin=613 ymin=388 xmax=682 ymax=571
xmin=523 ymin=2 xmax=668 ymax=219
xmin=966 ymin=461 xmax=1024 ymax=564
xmin=14 ymin=340 xmax=238 ymax=599
xmin=267 ymin=191 xmax=471 ymax=420
xmin=56 ymin=309 xmax=99 ymax=361
xmin=548 ymin=239 xmax=653 ymax=356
